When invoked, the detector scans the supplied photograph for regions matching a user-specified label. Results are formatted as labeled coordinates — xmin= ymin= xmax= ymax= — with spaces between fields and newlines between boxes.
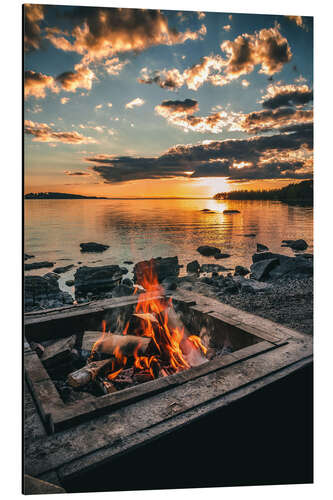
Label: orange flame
xmin=92 ymin=260 xmax=207 ymax=384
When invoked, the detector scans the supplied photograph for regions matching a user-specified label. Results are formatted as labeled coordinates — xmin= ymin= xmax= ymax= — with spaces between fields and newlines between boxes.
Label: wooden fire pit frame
xmin=25 ymin=292 xmax=291 ymax=434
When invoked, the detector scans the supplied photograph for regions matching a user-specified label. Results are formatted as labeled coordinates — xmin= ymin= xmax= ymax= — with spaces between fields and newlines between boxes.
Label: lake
xmin=24 ymin=198 xmax=313 ymax=293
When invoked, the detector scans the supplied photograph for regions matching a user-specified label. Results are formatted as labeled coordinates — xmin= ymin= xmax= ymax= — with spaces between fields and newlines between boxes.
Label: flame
xmin=92 ymin=260 xmax=207 ymax=384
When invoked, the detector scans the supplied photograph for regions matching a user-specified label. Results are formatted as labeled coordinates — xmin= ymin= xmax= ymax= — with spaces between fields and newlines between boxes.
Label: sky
xmin=24 ymin=4 xmax=313 ymax=197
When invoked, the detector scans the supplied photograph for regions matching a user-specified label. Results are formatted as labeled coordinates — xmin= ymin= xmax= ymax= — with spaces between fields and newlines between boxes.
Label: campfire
xmin=65 ymin=261 xmax=208 ymax=396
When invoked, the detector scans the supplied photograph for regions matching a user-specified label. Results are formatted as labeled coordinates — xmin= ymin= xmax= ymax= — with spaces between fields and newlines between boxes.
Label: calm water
xmin=24 ymin=199 xmax=313 ymax=293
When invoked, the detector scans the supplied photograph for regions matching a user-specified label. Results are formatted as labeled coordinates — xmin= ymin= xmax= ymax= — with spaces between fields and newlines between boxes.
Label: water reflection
xmin=25 ymin=199 xmax=313 ymax=284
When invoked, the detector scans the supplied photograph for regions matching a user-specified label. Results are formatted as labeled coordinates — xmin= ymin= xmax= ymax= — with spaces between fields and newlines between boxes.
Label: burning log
xmin=67 ymin=359 xmax=113 ymax=388
xmin=84 ymin=331 xmax=154 ymax=357
xmin=40 ymin=335 xmax=76 ymax=368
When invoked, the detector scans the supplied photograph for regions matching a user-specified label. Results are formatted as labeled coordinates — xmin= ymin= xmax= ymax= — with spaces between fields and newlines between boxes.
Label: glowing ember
xmin=90 ymin=260 xmax=207 ymax=386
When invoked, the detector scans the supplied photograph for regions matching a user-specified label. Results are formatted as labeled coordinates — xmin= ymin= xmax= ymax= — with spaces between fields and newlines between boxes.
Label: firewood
xmin=132 ymin=312 xmax=159 ymax=323
xmin=40 ymin=335 xmax=76 ymax=368
xmin=67 ymin=359 xmax=113 ymax=388
xmin=133 ymin=371 xmax=154 ymax=383
xmin=84 ymin=331 xmax=153 ymax=357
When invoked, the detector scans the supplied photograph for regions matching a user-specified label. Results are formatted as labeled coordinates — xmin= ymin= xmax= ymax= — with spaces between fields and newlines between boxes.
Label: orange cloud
xmin=24 ymin=70 xmax=58 ymax=99
xmin=24 ymin=120 xmax=98 ymax=144
xmin=261 ymin=83 xmax=313 ymax=109
xmin=125 ymin=97 xmax=145 ymax=109
xmin=286 ymin=16 xmax=305 ymax=28
xmin=56 ymin=64 xmax=96 ymax=92
xmin=155 ymin=99 xmax=238 ymax=134
xmin=24 ymin=4 xmax=45 ymax=51
xmin=138 ymin=26 xmax=292 ymax=91
xmin=46 ymin=8 xmax=207 ymax=64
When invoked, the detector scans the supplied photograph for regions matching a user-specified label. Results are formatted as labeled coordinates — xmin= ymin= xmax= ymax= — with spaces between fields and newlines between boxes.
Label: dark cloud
xmin=24 ymin=4 xmax=45 ymax=51
xmin=64 ymin=170 xmax=92 ymax=176
xmin=84 ymin=124 xmax=313 ymax=183
xmin=261 ymin=84 xmax=313 ymax=109
xmin=156 ymin=99 xmax=199 ymax=114
xmin=240 ymin=107 xmax=313 ymax=133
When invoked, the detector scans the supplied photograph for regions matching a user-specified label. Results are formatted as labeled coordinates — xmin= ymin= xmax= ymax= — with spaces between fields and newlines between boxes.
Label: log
xmin=67 ymin=359 xmax=113 ymax=388
xmin=133 ymin=312 xmax=159 ymax=324
xmin=40 ymin=335 xmax=76 ymax=368
xmin=84 ymin=331 xmax=153 ymax=357
xmin=30 ymin=341 xmax=45 ymax=357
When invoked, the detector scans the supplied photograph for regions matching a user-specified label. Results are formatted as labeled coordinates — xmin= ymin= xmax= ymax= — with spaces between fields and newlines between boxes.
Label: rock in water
xmin=24 ymin=253 xmax=34 ymax=261
xmin=24 ymin=261 xmax=54 ymax=271
xmin=74 ymin=265 xmax=128 ymax=295
xmin=250 ymin=258 xmax=279 ymax=281
xmin=256 ymin=243 xmax=269 ymax=252
xmin=281 ymin=239 xmax=308 ymax=251
xmin=234 ymin=265 xmax=250 ymax=276
xmin=187 ymin=260 xmax=201 ymax=273
xmin=223 ymin=210 xmax=240 ymax=214
xmin=214 ymin=253 xmax=231 ymax=259
xmin=134 ymin=256 xmax=179 ymax=285
xmin=53 ymin=264 xmax=74 ymax=274
xmin=196 ymin=246 xmax=221 ymax=257
xmin=79 ymin=242 xmax=110 ymax=252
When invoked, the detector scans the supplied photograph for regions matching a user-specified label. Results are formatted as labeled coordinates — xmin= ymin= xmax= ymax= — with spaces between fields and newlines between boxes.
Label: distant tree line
xmin=213 ymin=180 xmax=313 ymax=203
xmin=24 ymin=192 xmax=108 ymax=200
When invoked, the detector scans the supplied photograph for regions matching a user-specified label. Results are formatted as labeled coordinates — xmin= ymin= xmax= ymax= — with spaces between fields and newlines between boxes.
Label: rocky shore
xmin=24 ymin=240 xmax=313 ymax=335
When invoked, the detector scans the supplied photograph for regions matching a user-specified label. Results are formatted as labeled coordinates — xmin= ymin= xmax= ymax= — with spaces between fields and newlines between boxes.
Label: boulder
xmin=257 ymin=243 xmax=269 ymax=252
xmin=24 ymin=253 xmax=34 ymax=261
xmin=53 ymin=264 xmax=74 ymax=274
xmin=281 ymin=239 xmax=308 ymax=251
xmin=201 ymin=263 xmax=231 ymax=273
xmin=74 ymin=265 xmax=128 ymax=295
xmin=161 ymin=276 xmax=178 ymax=291
xmin=65 ymin=279 xmax=75 ymax=287
xmin=79 ymin=242 xmax=110 ymax=252
xmin=123 ymin=260 xmax=133 ymax=264
xmin=223 ymin=210 xmax=240 ymax=214
xmin=200 ymin=209 xmax=216 ymax=213
xmin=24 ymin=274 xmax=73 ymax=310
xmin=214 ymin=253 xmax=231 ymax=259
xmin=24 ymin=261 xmax=54 ymax=271
xmin=186 ymin=260 xmax=201 ymax=273
xmin=134 ymin=256 xmax=179 ymax=285
xmin=250 ymin=258 xmax=279 ymax=281
xmin=269 ymin=254 xmax=313 ymax=280
xmin=234 ymin=265 xmax=250 ymax=276
xmin=252 ymin=252 xmax=283 ymax=263
xmin=196 ymin=246 xmax=221 ymax=257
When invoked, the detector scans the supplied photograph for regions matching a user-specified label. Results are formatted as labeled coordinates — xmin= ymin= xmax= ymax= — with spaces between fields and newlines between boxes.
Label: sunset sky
xmin=24 ymin=4 xmax=313 ymax=197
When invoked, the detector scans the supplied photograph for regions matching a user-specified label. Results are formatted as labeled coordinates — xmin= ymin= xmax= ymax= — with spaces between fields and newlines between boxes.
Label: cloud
xmin=24 ymin=70 xmax=58 ymax=99
xmin=261 ymin=83 xmax=313 ymax=109
xmin=60 ymin=97 xmax=70 ymax=104
xmin=138 ymin=26 xmax=292 ymax=91
xmin=198 ymin=12 xmax=206 ymax=20
xmin=241 ymin=79 xmax=250 ymax=87
xmin=286 ymin=16 xmax=305 ymax=29
xmin=238 ymin=107 xmax=313 ymax=133
xmin=45 ymin=7 xmax=206 ymax=64
xmin=56 ymin=64 xmax=96 ymax=92
xmin=104 ymin=57 xmax=129 ymax=75
xmin=83 ymin=124 xmax=313 ymax=183
xmin=64 ymin=170 xmax=92 ymax=176
xmin=223 ymin=25 xmax=231 ymax=32
xmin=125 ymin=97 xmax=145 ymax=109
xmin=24 ymin=4 xmax=45 ymax=51
xmin=138 ymin=67 xmax=185 ymax=90
xmin=155 ymin=99 xmax=239 ymax=134
xmin=24 ymin=120 xmax=98 ymax=144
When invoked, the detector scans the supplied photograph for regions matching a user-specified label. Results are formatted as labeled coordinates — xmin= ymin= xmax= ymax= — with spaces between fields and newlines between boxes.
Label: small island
xmin=214 ymin=180 xmax=313 ymax=204
xmin=24 ymin=192 xmax=109 ymax=200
